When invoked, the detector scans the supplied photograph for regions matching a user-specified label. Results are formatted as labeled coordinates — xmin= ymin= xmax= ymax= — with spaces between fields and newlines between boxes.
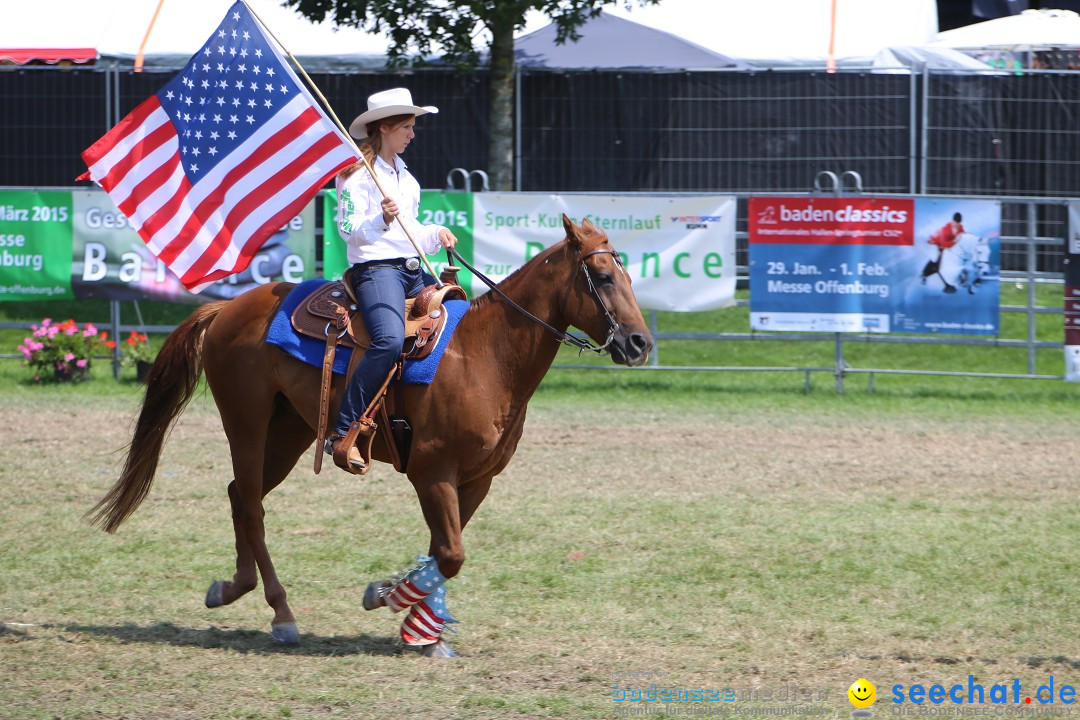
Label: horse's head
xmin=559 ymin=214 xmax=653 ymax=367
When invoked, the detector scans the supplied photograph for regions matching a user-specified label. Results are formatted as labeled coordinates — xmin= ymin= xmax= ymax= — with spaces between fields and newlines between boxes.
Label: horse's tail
xmin=86 ymin=301 xmax=228 ymax=533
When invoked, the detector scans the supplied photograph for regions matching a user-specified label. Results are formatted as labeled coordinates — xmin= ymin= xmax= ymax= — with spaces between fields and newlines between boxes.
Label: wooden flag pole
xmin=240 ymin=0 xmax=443 ymax=286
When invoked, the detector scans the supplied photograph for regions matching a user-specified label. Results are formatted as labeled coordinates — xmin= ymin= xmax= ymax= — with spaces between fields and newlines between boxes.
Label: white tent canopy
xmin=1 ymin=0 xmax=394 ymax=69
xmin=520 ymin=0 xmax=939 ymax=66
xmin=871 ymin=46 xmax=999 ymax=72
xmin=932 ymin=8 xmax=1080 ymax=49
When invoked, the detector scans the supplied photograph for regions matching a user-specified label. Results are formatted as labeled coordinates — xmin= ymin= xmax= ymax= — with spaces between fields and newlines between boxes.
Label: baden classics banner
xmin=748 ymin=196 xmax=1001 ymax=334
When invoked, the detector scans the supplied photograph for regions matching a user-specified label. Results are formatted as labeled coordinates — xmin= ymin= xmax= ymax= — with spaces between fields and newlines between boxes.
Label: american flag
xmin=80 ymin=1 xmax=358 ymax=292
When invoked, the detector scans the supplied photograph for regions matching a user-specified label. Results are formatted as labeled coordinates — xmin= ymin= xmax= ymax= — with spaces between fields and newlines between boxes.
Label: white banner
xmin=471 ymin=194 xmax=737 ymax=312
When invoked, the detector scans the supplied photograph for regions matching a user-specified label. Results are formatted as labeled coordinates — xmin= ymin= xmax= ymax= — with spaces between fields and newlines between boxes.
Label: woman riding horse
xmin=88 ymin=214 xmax=653 ymax=657
xmin=331 ymin=88 xmax=457 ymax=473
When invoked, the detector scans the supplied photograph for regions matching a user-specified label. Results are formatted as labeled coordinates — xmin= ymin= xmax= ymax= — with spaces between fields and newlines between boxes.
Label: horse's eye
xmin=594 ymin=272 xmax=613 ymax=285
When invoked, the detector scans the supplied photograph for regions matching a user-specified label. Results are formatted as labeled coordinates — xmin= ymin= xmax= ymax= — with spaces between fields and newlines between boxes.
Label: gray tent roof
xmin=514 ymin=11 xmax=748 ymax=70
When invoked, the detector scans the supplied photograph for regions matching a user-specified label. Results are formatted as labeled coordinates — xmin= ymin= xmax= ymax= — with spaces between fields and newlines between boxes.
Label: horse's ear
xmin=580 ymin=217 xmax=596 ymax=234
xmin=562 ymin=213 xmax=582 ymax=251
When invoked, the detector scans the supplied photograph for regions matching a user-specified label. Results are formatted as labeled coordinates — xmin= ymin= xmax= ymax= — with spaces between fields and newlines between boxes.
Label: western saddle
xmin=290 ymin=268 xmax=466 ymax=475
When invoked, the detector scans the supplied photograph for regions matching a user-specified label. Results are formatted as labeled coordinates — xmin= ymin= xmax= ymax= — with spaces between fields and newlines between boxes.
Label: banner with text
xmin=472 ymin=194 xmax=737 ymax=311
xmin=749 ymin=196 xmax=1001 ymax=334
xmin=12 ymin=189 xmax=735 ymax=312
xmin=1066 ymin=202 xmax=1080 ymax=381
xmin=0 ymin=190 xmax=75 ymax=301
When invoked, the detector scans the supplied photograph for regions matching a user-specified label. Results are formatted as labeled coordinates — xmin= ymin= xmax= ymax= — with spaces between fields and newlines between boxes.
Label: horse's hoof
xmin=270 ymin=621 xmax=300 ymax=644
xmin=420 ymin=640 xmax=457 ymax=659
xmin=362 ymin=580 xmax=391 ymax=611
xmin=205 ymin=580 xmax=225 ymax=608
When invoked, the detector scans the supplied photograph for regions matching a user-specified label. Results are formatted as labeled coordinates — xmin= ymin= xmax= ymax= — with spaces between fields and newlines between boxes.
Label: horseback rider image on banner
xmin=328 ymin=87 xmax=458 ymax=473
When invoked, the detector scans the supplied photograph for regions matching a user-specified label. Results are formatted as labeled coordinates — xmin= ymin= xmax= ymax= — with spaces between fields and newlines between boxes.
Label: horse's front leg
xmin=362 ymin=476 xmax=464 ymax=654
xmin=365 ymin=474 xmax=495 ymax=656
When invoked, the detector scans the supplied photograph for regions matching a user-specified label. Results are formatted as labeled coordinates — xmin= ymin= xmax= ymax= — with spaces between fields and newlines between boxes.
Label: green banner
xmin=323 ymin=190 xmax=474 ymax=296
xmin=0 ymin=190 xmax=74 ymax=301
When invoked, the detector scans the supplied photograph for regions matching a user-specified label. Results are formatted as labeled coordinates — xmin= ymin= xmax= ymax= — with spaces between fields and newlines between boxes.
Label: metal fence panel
xmin=519 ymin=70 xmax=914 ymax=193
xmin=0 ymin=67 xmax=109 ymax=187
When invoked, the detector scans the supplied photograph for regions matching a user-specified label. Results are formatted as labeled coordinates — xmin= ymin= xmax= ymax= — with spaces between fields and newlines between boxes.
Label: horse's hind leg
xmin=207 ymin=407 xmax=314 ymax=610
xmin=211 ymin=402 xmax=314 ymax=643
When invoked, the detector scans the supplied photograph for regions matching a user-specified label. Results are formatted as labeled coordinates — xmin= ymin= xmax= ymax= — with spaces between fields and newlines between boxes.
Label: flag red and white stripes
xmin=385 ymin=579 xmax=428 ymax=613
xmin=399 ymin=600 xmax=446 ymax=646
xmin=80 ymin=1 xmax=357 ymax=292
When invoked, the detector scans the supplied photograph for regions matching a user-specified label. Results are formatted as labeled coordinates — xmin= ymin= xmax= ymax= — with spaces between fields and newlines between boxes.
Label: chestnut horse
xmin=88 ymin=215 xmax=653 ymax=654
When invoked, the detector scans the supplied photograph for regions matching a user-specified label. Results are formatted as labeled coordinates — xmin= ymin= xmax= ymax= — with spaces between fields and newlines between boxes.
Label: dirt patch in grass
xmin=2 ymin=396 xmax=1078 ymax=719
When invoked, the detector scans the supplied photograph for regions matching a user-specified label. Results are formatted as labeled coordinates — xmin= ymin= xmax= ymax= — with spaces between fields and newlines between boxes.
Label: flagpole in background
xmin=134 ymin=0 xmax=168 ymax=73
xmin=241 ymin=0 xmax=444 ymax=287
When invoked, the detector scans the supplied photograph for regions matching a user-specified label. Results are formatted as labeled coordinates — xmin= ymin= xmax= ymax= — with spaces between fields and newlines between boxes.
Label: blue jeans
xmin=335 ymin=260 xmax=434 ymax=436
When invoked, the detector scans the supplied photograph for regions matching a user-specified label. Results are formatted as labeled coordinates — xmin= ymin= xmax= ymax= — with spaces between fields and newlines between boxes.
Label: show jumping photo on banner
xmin=894 ymin=198 xmax=1001 ymax=335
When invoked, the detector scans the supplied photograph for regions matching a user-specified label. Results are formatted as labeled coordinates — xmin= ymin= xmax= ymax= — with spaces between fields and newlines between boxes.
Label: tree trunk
xmin=488 ymin=25 xmax=515 ymax=191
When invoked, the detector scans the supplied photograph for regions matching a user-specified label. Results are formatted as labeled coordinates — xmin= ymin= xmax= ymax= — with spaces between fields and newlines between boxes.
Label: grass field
xmin=2 ymin=357 xmax=1079 ymax=719
xmin=2 ymin=284 xmax=1079 ymax=719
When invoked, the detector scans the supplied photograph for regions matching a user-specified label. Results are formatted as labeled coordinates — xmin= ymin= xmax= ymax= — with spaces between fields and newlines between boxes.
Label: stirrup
xmin=327 ymin=429 xmax=371 ymax=475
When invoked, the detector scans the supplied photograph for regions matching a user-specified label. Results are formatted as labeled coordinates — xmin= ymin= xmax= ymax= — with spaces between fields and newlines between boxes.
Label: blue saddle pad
xmin=266 ymin=278 xmax=469 ymax=385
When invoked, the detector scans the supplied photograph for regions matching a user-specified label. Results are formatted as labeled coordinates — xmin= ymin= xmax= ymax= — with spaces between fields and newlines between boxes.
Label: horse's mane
xmin=469 ymin=227 xmax=609 ymax=309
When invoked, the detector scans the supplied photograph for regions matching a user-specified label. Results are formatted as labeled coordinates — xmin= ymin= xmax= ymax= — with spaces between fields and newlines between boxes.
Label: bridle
xmin=445 ymin=244 xmax=625 ymax=355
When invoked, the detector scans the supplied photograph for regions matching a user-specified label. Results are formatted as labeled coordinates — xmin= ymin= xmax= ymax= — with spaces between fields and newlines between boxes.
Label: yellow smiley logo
xmin=848 ymin=678 xmax=876 ymax=709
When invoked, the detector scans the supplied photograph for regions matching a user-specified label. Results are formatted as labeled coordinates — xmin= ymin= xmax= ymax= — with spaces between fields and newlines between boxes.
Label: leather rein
xmin=445 ymin=245 xmax=623 ymax=355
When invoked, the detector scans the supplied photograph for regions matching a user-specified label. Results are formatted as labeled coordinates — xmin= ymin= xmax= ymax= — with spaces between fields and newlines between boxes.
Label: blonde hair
xmin=339 ymin=113 xmax=416 ymax=180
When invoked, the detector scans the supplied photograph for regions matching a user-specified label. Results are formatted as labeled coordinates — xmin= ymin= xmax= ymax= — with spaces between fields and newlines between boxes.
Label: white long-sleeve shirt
xmin=335 ymin=154 xmax=444 ymax=264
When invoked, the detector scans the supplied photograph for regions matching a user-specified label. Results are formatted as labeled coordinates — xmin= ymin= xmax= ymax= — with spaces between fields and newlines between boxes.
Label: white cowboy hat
xmin=348 ymin=88 xmax=438 ymax=139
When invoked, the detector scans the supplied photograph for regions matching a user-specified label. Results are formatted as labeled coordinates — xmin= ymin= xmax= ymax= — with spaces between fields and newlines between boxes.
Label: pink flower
xmin=83 ymin=323 xmax=98 ymax=337
xmin=41 ymin=318 xmax=52 ymax=327
xmin=76 ymin=358 xmax=88 ymax=368
xmin=19 ymin=347 xmax=32 ymax=359
xmin=32 ymin=326 xmax=47 ymax=337
xmin=47 ymin=326 xmax=59 ymax=339
xmin=64 ymin=324 xmax=78 ymax=336
xmin=64 ymin=353 xmax=76 ymax=362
